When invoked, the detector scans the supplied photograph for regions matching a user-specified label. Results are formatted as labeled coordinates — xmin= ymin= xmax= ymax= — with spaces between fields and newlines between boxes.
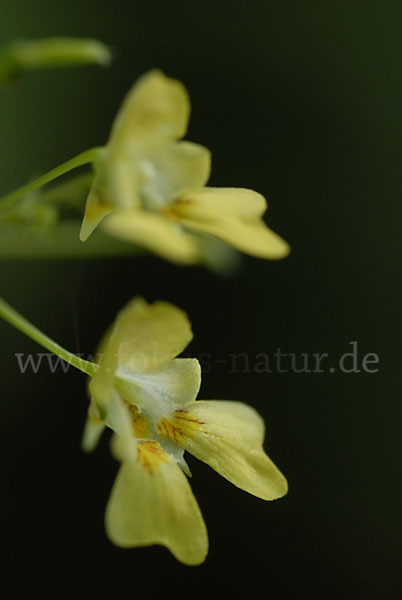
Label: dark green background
xmin=1 ymin=1 xmax=400 ymax=598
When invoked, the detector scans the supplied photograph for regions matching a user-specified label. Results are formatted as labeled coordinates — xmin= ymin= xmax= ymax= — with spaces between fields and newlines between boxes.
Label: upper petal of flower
xmin=106 ymin=297 xmax=193 ymax=370
xmin=90 ymin=298 xmax=194 ymax=411
xmin=171 ymin=187 xmax=290 ymax=259
xmin=157 ymin=400 xmax=288 ymax=501
xmin=109 ymin=70 xmax=190 ymax=152
xmin=105 ymin=441 xmax=208 ymax=565
xmin=80 ymin=71 xmax=195 ymax=242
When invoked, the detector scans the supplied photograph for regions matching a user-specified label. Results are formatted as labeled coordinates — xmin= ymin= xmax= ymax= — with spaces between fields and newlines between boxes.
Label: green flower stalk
xmin=0 ymin=148 xmax=101 ymax=213
xmin=0 ymin=297 xmax=96 ymax=376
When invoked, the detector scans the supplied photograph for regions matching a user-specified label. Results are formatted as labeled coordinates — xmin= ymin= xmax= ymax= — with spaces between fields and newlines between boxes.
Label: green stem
xmin=0 ymin=296 xmax=97 ymax=376
xmin=0 ymin=147 xmax=102 ymax=213
xmin=0 ymin=220 xmax=142 ymax=260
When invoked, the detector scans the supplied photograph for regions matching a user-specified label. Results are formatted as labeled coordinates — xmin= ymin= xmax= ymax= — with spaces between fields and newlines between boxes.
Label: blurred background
xmin=0 ymin=1 xmax=401 ymax=597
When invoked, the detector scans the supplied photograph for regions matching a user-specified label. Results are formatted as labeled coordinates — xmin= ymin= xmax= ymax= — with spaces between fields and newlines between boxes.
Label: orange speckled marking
xmin=88 ymin=413 xmax=103 ymax=425
xmin=163 ymin=198 xmax=195 ymax=220
xmin=137 ymin=441 xmax=168 ymax=474
xmin=128 ymin=404 xmax=151 ymax=439
xmin=157 ymin=409 xmax=205 ymax=446
xmin=172 ymin=198 xmax=194 ymax=206
xmin=160 ymin=207 xmax=180 ymax=221
xmin=121 ymin=400 xmax=151 ymax=439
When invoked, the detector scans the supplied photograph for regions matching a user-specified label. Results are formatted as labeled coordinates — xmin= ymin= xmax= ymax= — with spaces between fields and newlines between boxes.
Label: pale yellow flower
xmin=83 ymin=297 xmax=288 ymax=565
xmin=80 ymin=70 xmax=289 ymax=264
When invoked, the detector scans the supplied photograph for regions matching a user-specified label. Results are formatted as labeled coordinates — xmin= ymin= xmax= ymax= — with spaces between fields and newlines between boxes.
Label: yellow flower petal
xmin=89 ymin=298 xmax=194 ymax=413
xmin=81 ymin=413 xmax=105 ymax=453
xmin=105 ymin=443 xmax=208 ymax=565
xmin=100 ymin=297 xmax=193 ymax=375
xmin=157 ymin=400 xmax=288 ymax=501
xmin=185 ymin=218 xmax=289 ymax=259
xmin=109 ymin=70 xmax=190 ymax=149
xmin=173 ymin=187 xmax=268 ymax=219
xmin=172 ymin=187 xmax=290 ymax=259
xmin=102 ymin=210 xmax=200 ymax=264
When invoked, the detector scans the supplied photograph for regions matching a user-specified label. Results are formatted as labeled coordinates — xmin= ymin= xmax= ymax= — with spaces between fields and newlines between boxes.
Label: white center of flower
xmin=116 ymin=366 xmax=173 ymax=426
xmin=137 ymin=159 xmax=170 ymax=211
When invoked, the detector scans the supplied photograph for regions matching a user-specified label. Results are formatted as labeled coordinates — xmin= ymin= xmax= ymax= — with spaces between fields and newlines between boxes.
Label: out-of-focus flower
xmin=80 ymin=70 xmax=289 ymax=264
